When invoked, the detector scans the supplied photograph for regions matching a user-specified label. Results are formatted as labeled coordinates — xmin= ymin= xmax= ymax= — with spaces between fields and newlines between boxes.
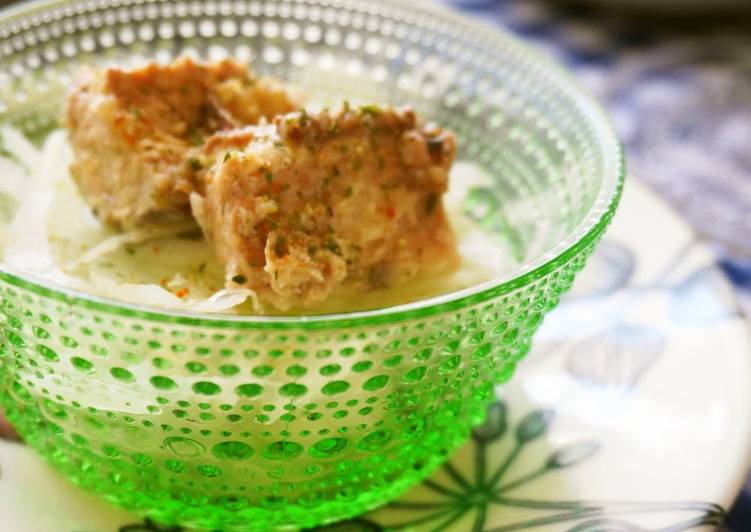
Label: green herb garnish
xmin=187 ymin=128 xmax=204 ymax=147
xmin=425 ymin=193 xmax=438 ymax=215
xmin=231 ymin=274 xmax=247 ymax=284
xmin=360 ymin=104 xmax=381 ymax=116
xmin=299 ymin=108 xmax=310 ymax=126
xmin=274 ymin=236 xmax=288 ymax=257
xmin=325 ymin=237 xmax=341 ymax=256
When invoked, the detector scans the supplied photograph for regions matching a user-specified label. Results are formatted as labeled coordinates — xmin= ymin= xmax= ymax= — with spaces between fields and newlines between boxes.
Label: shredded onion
xmin=0 ymin=128 xmax=257 ymax=314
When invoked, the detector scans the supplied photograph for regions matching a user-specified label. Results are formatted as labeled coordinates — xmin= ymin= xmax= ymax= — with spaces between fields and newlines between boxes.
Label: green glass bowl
xmin=0 ymin=0 xmax=623 ymax=529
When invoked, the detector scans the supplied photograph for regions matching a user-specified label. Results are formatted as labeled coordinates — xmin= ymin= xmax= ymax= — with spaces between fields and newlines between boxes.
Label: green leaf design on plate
xmin=546 ymin=440 xmax=601 ymax=469
xmin=306 ymin=517 xmax=383 ymax=531
xmin=472 ymin=400 xmax=507 ymax=443
xmin=118 ymin=519 xmax=183 ymax=532
xmin=380 ymin=399 xmax=725 ymax=531
xmin=515 ymin=408 xmax=554 ymax=443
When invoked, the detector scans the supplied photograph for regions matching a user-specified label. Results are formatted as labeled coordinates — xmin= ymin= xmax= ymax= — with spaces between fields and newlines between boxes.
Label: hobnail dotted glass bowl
xmin=0 ymin=0 xmax=623 ymax=529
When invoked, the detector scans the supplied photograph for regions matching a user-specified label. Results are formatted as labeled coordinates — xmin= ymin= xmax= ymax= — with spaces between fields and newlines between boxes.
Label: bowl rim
xmin=0 ymin=0 xmax=625 ymax=330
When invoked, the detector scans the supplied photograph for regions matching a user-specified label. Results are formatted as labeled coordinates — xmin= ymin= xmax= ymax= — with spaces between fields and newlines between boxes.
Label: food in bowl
xmin=193 ymin=105 xmax=459 ymax=310
xmin=65 ymin=58 xmax=300 ymax=230
xmin=0 ymin=123 xmax=509 ymax=314
xmin=1 ymin=59 xmax=510 ymax=315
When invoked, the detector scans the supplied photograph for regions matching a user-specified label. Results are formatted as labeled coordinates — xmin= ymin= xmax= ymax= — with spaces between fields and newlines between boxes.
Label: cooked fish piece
xmin=192 ymin=105 xmax=459 ymax=310
xmin=65 ymin=57 xmax=299 ymax=229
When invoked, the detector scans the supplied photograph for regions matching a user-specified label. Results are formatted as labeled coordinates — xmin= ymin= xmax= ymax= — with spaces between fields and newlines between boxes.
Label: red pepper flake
xmin=152 ymin=244 xmax=161 ymax=254
xmin=159 ymin=278 xmax=168 ymax=287
xmin=175 ymin=288 xmax=189 ymax=298
xmin=385 ymin=206 xmax=396 ymax=219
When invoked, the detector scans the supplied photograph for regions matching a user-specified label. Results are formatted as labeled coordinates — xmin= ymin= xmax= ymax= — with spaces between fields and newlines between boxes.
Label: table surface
xmin=444 ymin=1 xmax=751 ymax=530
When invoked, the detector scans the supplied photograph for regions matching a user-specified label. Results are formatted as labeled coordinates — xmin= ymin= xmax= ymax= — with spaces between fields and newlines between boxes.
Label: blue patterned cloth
xmin=445 ymin=0 xmax=751 ymax=529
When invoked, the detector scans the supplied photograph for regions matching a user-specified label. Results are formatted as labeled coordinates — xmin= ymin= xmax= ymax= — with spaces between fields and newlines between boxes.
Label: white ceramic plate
xmin=1 ymin=179 xmax=750 ymax=531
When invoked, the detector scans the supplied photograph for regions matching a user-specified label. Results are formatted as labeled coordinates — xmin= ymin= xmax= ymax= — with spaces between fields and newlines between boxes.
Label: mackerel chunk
xmin=65 ymin=57 xmax=299 ymax=230
xmin=192 ymin=105 xmax=459 ymax=310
